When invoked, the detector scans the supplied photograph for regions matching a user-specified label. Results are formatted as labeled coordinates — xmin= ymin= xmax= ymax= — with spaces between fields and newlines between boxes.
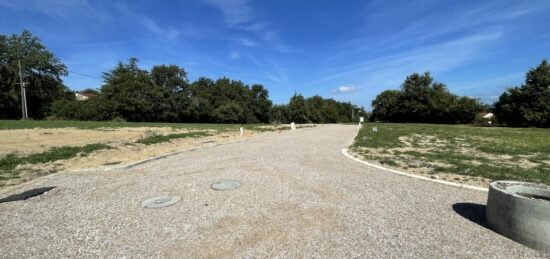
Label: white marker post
xmin=290 ymin=122 xmax=296 ymax=131
xmin=240 ymin=127 xmax=244 ymax=137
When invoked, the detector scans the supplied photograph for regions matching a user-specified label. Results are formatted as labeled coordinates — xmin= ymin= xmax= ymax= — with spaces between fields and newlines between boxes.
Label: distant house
xmin=75 ymin=92 xmax=92 ymax=101
xmin=483 ymin=113 xmax=494 ymax=119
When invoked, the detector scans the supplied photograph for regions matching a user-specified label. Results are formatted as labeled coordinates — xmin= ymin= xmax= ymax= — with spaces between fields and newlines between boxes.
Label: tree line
xmin=370 ymin=60 xmax=550 ymax=127
xmin=1 ymin=31 xmax=362 ymax=124
xmin=2 ymin=30 xmax=548 ymax=127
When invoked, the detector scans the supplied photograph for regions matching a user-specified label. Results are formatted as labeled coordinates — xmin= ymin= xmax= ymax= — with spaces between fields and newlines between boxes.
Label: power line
xmin=68 ymin=70 xmax=102 ymax=80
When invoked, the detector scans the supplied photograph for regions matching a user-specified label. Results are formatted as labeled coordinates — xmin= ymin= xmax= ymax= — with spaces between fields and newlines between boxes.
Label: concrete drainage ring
xmin=486 ymin=181 xmax=550 ymax=253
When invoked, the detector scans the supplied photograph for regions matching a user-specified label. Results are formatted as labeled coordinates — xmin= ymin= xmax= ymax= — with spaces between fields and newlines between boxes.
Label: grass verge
xmin=0 ymin=144 xmax=111 ymax=183
xmin=0 ymin=120 xmax=248 ymax=131
xmin=136 ymin=131 xmax=212 ymax=145
xmin=352 ymin=123 xmax=550 ymax=185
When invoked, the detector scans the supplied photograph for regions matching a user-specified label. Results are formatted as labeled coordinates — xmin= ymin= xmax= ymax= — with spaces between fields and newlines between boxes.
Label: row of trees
xmin=51 ymin=58 xmax=364 ymax=124
xmin=370 ymin=72 xmax=485 ymax=124
xmin=52 ymin=58 xmax=274 ymax=123
xmin=272 ymin=94 xmax=365 ymax=124
xmin=1 ymin=31 xmax=361 ymax=124
xmin=370 ymin=60 xmax=550 ymax=127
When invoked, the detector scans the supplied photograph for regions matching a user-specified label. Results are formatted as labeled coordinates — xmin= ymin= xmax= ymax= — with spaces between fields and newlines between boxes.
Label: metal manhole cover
xmin=140 ymin=196 xmax=181 ymax=208
xmin=0 ymin=186 xmax=56 ymax=203
xmin=211 ymin=180 xmax=241 ymax=191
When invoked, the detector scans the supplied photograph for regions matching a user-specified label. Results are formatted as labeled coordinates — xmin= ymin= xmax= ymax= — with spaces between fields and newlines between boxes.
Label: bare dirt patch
xmin=0 ymin=127 xmax=206 ymax=156
xmin=0 ymin=126 xmax=270 ymax=188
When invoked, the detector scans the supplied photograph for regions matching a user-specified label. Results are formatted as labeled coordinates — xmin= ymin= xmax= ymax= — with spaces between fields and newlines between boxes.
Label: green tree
xmin=269 ymin=104 xmax=289 ymax=123
xmin=371 ymin=90 xmax=401 ymax=122
xmin=100 ymin=58 xmax=169 ymax=122
xmin=0 ymin=30 xmax=68 ymax=119
xmin=287 ymin=93 xmax=308 ymax=123
xmin=494 ymin=60 xmax=550 ymax=127
xmin=213 ymin=102 xmax=245 ymax=123
xmin=151 ymin=65 xmax=189 ymax=121
xmin=250 ymin=84 xmax=272 ymax=123
xmin=305 ymin=95 xmax=324 ymax=123
xmin=371 ymin=72 xmax=482 ymax=123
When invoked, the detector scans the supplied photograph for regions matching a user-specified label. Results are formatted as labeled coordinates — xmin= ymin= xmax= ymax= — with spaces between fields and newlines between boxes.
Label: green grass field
xmin=0 ymin=119 xmax=294 ymax=132
xmin=0 ymin=119 xmax=246 ymax=131
xmin=352 ymin=123 xmax=550 ymax=185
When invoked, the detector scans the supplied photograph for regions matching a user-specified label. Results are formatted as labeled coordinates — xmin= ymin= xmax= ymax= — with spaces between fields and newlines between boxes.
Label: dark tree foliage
xmin=0 ymin=30 xmax=68 ymax=119
xmin=271 ymin=94 xmax=366 ymax=124
xmin=100 ymin=58 xmax=173 ymax=122
xmin=288 ymin=93 xmax=308 ymax=123
xmin=184 ymin=77 xmax=271 ymax=123
xmin=370 ymin=72 xmax=483 ymax=124
xmin=494 ymin=60 xmax=550 ymax=127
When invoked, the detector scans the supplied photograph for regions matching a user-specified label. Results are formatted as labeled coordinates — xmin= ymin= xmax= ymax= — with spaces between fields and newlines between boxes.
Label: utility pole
xmin=351 ymin=103 xmax=354 ymax=121
xmin=18 ymin=59 xmax=28 ymax=119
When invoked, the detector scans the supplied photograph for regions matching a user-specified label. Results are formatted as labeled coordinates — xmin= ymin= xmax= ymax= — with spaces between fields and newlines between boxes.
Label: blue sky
xmin=1 ymin=0 xmax=549 ymax=108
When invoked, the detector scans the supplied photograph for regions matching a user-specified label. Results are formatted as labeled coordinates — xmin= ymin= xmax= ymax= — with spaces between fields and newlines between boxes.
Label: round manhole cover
xmin=140 ymin=196 xmax=181 ymax=209
xmin=211 ymin=180 xmax=241 ymax=191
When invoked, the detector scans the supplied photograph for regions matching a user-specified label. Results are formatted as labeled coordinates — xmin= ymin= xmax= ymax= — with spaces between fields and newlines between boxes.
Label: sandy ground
xmin=0 ymin=125 xmax=544 ymax=258
xmin=0 ymin=127 xmax=215 ymax=155
xmin=0 ymin=127 xmax=263 ymax=188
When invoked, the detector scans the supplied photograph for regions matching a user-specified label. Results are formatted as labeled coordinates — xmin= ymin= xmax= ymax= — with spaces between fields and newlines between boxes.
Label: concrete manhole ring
xmin=140 ymin=196 xmax=181 ymax=209
xmin=211 ymin=180 xmax=241 ymax=191
xmin=486 ymin=181 xmax=550 ymax=253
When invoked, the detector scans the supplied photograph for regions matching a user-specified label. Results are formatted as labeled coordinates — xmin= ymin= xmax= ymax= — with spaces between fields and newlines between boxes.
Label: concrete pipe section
xmin=486 ymin=181 xmax=550 ymax=253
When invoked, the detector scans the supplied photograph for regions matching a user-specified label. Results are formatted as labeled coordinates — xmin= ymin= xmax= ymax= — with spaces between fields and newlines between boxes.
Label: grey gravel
xmin=0 ymin=125 xmax=546 ymax=258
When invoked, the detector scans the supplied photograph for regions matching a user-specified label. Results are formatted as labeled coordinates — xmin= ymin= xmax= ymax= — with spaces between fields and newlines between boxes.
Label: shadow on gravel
xmin=452 ymin=202 xmax=489 ymax=228
xmin=0 ymin=187 xmax=56 ymax=203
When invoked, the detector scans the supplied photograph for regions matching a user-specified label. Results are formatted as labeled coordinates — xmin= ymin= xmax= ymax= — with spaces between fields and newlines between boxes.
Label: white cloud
xmin=332 ymin=86 xmax=360 ymax=94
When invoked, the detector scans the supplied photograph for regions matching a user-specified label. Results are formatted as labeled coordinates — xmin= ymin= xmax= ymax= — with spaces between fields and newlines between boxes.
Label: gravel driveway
xmin=0 ymin=125 xmax=545 ymax=258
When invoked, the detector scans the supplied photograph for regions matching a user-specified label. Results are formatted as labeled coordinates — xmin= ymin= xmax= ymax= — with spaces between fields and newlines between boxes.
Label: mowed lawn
xmin=352 ymin=123 xmax=550 ymax=185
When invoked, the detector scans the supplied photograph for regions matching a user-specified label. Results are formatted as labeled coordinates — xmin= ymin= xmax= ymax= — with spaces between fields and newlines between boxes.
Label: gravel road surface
xmin=0 ymin=125 xmax=545 ymax=258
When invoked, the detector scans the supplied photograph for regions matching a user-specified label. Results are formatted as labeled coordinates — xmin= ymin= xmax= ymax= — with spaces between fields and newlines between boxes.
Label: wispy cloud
xmin=113 ymin=4 xmax=180 ymax=41
xmin=229 ymin=51 xmax=240 ymax=59
xmin=0 ymin=0 xmax=111 ymax=23
xmin=202 ymin=0 xmax=294 ymax=53
xmin=203 ymin=0 xmax=253 ymax=27
xmin=316 ymin=32 xmax=502 ymax=87
xmin=140 ymin=18 xmax=180 ymax=40
xmin=236 ymin=38 xmax=258 ymax=47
